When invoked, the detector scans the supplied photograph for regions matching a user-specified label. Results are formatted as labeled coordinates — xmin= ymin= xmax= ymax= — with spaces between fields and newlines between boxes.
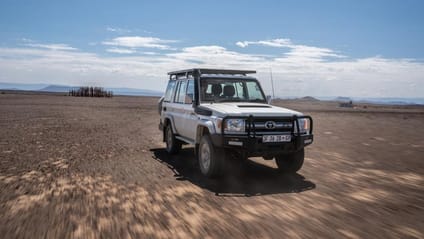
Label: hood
xmin=200 ymin=102 xmax=302 ymax=117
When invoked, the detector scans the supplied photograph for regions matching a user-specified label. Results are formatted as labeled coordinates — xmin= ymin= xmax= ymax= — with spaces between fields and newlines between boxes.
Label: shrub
xmin=69 ymin=87 xmax=113 ymax=98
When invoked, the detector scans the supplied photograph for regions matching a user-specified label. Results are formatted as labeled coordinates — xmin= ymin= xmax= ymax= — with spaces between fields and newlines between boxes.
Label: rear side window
xmin=164 ymin=80 xmax=176 ymax=102
xmin=175 ymin=81 xmax=187 ymax=103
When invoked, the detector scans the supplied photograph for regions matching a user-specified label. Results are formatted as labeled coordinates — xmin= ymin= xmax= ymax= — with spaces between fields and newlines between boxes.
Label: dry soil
xmin=0 ymin=93 xmax=423 ymax=238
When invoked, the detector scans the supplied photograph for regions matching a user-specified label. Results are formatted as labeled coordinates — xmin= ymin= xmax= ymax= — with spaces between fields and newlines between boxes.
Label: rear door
xmin=161 ymin=79 xmax=177 ymax=127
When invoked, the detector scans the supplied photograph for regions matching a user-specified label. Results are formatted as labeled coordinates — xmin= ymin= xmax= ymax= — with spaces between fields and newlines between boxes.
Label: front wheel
xmin=198 ymin=135 xmax=224 ymax=178
xmin=275 ymin=149 xmax=304 ymax=173
xmin=165 ymin=124 xmax=182 ymax=154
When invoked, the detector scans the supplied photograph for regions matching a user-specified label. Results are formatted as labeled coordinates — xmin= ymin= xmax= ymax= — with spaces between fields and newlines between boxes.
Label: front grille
xmin=249 ymin=118 xmax=294 ymax=135
xmin=222 ymin=115 xmax=313 ymax=138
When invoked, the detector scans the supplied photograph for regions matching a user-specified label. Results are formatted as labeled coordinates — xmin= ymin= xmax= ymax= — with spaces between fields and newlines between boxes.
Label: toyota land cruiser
xmin=158 ymin=69 xmax=313 ymax=178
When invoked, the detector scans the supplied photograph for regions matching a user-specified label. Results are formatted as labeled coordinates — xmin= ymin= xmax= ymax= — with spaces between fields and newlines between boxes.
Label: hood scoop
xmin=237 ymin=105 xmax=271 ymax=108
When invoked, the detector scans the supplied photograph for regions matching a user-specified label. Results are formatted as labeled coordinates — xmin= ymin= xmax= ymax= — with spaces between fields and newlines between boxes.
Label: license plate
xmin=263 ymin=135 xmax=291 ymax=143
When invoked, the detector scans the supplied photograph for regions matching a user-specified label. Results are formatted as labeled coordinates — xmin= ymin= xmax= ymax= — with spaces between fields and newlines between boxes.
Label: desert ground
xmin=0 ymin=93 xmax=423 ymax=238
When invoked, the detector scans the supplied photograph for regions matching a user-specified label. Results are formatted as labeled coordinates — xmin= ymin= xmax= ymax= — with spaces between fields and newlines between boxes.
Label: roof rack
xmin=168 ymin=68 xmax=256 ymax=79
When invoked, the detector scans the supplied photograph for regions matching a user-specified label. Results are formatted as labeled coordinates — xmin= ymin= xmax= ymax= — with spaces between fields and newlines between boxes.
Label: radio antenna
xmin=270 ymin=67 xmax=275 ymax=99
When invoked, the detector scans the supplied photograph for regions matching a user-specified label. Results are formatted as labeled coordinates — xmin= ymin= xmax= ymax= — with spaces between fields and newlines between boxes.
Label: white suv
xmin=159 ymin=69 xmax=313 ymax=178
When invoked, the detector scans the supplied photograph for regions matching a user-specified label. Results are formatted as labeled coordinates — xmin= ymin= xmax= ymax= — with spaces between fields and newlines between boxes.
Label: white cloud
xmin=25 ymin=43 xmax=77 ymax=51
xmin=106 ymin=27 xmax=132 ymax=34
xmin=143 ymin=52 xmax=158 ymax=55
xmin=236 ymin=39 xmax=292 ymax=48
xmin=235 ymin=41 xmax=249 ymax=48
xmin=236 ymin=38 xmax=344 ymax=61
xmin=106 ymin=48 xmax=136 ymax=54
xmin=1 ymin=40 xmax=423 ymax=98
xmin=21 ymin=38 xmax=34 ymax=43
xmin=106 ymin=27 xmax=118 ymax=32
xmin=283 ymin=45 xmax=345 ymax=61
xmin=102 ymin=36 xmax=176 ymax=50
xmin=168 ymin=45 xmax=264 ymax=66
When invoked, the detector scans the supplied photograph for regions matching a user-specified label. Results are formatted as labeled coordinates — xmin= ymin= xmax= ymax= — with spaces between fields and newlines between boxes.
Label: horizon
xmin=1 ymin=0 xmax=424 ymax=98
xmin=2 ymin=81 xmax=424 ymax=105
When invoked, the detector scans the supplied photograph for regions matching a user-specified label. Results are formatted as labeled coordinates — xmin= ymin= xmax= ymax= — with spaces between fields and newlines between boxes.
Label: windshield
xmin=200 ymin=78 xmax=266 ymax=103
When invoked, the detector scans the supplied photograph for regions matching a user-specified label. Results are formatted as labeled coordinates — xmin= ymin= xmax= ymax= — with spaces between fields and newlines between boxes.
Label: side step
xmin=175 ymin=136 xmax=195 ymax=145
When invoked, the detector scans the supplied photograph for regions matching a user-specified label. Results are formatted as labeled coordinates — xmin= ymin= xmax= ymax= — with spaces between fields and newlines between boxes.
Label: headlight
xmin=224 ymin=119 xmax=245 ymax=133
xmin=295 ymin=118 xmax=309 ymax=134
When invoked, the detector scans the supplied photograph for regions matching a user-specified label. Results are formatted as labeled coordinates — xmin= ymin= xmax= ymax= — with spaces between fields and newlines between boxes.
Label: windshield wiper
xmin=217 ymin=98 xmax=243 ymax=103
xmin=249 ymin=99 xmax=266 ymax=103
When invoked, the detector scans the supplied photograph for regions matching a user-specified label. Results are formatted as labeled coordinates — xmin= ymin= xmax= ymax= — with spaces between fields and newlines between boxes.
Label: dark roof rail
xmin=168 ymin=68 xmax=256 ymax=79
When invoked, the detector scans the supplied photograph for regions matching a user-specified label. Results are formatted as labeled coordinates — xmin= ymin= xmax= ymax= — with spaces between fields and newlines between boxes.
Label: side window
xmin=185 ymin=80 xmax=194 ymax=104
xmin=204 ymin=84 xmax=212 ymax=94
xmin=176 ymin=81 xmax=187 ymax=104
xmin=172 ymin=81 xmax=180 ymax=103
xmin=164 ymin=80 xmax=176 ymax=102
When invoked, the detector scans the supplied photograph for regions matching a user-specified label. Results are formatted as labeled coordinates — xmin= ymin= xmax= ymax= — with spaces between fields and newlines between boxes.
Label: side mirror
xmin=266 ymin=95 xmax=273 ymax=104
xmin=158 ymin=96 xmax=164 ymax=115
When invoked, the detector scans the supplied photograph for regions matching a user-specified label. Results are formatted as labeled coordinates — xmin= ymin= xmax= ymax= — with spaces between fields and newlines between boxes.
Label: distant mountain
xmin=40 ymin=85 xmax=163 ymax=96
xmin=0 ymin=82 xmax=163 ymax=97
xmin=0 ymin=87 xmax=20 ymax=91
xmin=39 ymin=85 xmax=77 ymax=92
xmin=314 ymin=96 xmax=424 ymax=105
xmin=108 ymin=87 xmax=163 ymax=96
xmin=354 ymin=98 xmax=424 ymax=105
xmin=0 ymin=82 xmax=48 ymax=91
xmin=299 ymin=96 xmax=319 ymax=101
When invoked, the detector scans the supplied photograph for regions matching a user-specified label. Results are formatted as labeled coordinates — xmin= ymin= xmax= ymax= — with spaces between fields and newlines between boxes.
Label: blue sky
xmin=0 ymin=0 xmax=423 ymax=97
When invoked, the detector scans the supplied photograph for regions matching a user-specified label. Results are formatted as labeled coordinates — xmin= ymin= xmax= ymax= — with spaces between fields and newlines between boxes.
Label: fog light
xmin=228 ymin=141 xmax=243 ymax=146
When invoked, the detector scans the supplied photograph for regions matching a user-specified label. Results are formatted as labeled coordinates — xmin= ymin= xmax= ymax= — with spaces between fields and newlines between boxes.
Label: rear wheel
xmin=198 ymin=135 xmax=224 ymax=178
xmin=275 ymin=149 xmax=304 ymax=173
xmin=165 ymin=124 xmax=182 ymax=154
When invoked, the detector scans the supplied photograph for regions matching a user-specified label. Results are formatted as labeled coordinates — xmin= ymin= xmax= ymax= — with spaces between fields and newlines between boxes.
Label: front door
xmin=180 ymin=80 xmax=197 ymax=140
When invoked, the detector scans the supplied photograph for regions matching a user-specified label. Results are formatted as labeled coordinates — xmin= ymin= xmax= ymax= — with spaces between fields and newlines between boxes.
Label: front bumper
xmin=210 ymin=133 xmax=313 ymax=156
xmin=212 ymin=114 xmax=314 ymax=157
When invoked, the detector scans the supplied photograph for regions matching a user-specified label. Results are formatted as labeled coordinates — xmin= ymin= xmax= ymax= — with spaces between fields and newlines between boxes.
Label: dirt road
xmin=1 ymin=94 xmax=423 ymax=238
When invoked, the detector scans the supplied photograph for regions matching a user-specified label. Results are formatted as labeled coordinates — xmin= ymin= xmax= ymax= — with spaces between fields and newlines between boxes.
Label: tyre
xmin=165 ymin=124 xmax=182 ymax=154
xmin=275 ymin=149 xmax=304 ymax=173
xmin=198 ymin=135 xmax=224 ymax=178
